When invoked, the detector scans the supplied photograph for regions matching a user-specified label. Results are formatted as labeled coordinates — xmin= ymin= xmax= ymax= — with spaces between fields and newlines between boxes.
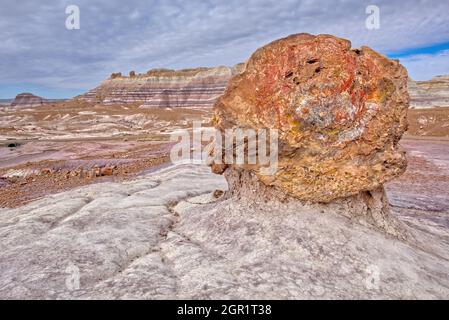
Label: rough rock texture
xmin=212 ymin=33 xmax=409 ymax=203
xmin=10 ymin=93 xmax=48 ymax=108
xmin=77 ymin=65 xmax=244 ymax=107
xmin=409 ymin=75 xmax=449 ymax=108
xmin=0 ymin=164 xmax=448 ymax=299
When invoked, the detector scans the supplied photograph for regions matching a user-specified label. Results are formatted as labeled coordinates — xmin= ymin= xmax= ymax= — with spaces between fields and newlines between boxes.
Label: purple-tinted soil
xmin=386 ymin=137 xmax=449 ymax=212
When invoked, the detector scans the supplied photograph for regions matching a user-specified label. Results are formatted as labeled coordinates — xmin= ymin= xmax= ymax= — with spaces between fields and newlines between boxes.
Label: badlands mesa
xmin=0 ymin=34 xmax=448 ymax=299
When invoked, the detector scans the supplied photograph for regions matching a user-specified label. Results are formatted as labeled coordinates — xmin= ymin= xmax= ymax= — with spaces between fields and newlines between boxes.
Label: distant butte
xmin=10 ymin=93 xmax=48 ymax=108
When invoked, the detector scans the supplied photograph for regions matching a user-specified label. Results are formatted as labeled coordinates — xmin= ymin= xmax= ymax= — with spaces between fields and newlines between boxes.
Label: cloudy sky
xmin=1 ymin=0 xmax=449 ymax=98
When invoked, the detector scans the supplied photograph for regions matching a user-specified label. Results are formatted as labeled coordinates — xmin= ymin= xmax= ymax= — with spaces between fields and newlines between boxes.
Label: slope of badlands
xmin=409 ymin=75 xmax=449 ymax=108
xmin=78 ymin=65 xmax=244 ymax=108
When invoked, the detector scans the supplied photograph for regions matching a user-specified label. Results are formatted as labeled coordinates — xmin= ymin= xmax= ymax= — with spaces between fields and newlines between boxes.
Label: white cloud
xmin=0 ymin=0 xmax=448 ymax=97
xmin=399 ymin=50 xmax=449 ymax=81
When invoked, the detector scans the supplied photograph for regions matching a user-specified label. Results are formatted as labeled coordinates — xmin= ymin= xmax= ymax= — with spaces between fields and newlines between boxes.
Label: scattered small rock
xmin=100 ymin=166 xmax=114 ymax=176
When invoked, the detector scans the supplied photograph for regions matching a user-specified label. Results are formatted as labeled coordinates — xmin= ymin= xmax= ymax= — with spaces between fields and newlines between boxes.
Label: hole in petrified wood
xmin=285 ymin=71 xmax=294 ymax=78
xmin=307 ymin=59 xmax=318 ymax=64
xmin=292 ymin=77 xmax=301 ymax=85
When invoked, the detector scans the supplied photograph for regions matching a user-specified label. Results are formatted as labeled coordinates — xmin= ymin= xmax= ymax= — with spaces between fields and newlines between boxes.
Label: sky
xmin=0 ymin=0 xmax=449 ymax=99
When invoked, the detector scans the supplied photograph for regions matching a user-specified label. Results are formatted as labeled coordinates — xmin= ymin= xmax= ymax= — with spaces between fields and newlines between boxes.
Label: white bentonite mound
xmin=0 ymin=164 xmax=448 ymax=299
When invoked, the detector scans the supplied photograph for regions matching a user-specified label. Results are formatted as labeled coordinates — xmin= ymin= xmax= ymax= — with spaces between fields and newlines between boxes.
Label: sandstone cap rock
xmin=212 ymin=33 xmax=409 ymax=203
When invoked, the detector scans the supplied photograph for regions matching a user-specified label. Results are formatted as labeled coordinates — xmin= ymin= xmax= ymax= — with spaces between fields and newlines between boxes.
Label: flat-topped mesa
xmin=77 ymin=64 xmax=244 ymax=107
xmin=211 ymin=33 xmax=409 ymax=237
xmin=10 ymin=93 xmax=48 ymax=108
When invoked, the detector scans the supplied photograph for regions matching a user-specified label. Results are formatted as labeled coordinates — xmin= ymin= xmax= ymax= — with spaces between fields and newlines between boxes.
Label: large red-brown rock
xmin=212 ymin=33 xmax=409 ymax=203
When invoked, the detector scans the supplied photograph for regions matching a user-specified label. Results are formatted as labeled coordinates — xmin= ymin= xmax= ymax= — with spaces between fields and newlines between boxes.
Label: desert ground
xmin=1 ymin=103 xmax=448 ymax=208
xmin=0 ymin=101 xmax=213 ymax=207
xmin=0 ymin=102 xmax=448 ymax=299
